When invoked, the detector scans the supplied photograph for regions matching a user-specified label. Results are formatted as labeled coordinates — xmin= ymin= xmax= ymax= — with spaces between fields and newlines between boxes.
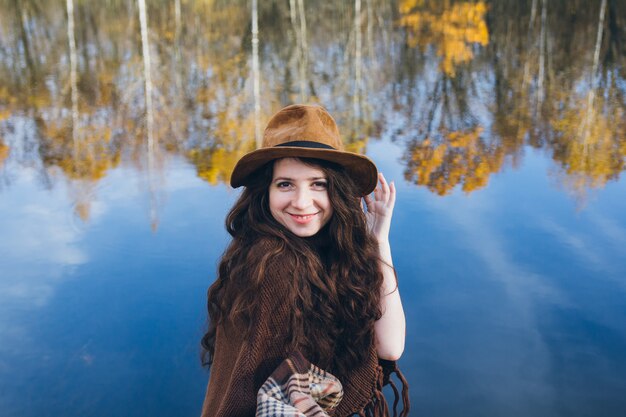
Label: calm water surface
xmin=1 ymin=1 xmax=626 ymax=416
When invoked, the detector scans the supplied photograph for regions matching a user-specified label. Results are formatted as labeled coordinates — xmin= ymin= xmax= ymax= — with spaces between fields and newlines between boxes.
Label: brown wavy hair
xmin=201 ymin=157 xmax=383 ymax=377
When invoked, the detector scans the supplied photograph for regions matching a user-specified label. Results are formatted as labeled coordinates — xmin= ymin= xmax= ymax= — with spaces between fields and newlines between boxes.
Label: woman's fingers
xmin=363 ymin=194 xmax=374 ymax=212
xmin=369 ymin=173 xmax=396 ymax=218
xmin=389 ymin=180 xmax=396 ymax=210
xmin=376 ymin=173 xmax=392 ymax=206
xmin=380 ymin=173 xmax=391 ymax=203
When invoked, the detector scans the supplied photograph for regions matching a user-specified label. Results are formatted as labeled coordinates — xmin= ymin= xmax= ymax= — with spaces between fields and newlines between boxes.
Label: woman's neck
xmin=302 ymin=225 xmax=332 ymax=267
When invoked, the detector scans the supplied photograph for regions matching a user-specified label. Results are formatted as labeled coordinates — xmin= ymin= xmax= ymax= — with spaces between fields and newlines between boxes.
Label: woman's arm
xmin=373 ymin=240 xmax=405 ymax=360
xmin=364 ymin=174 xmax=406 ymax=360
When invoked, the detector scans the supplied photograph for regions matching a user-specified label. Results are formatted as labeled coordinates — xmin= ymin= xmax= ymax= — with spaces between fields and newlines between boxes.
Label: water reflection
xmin=399 ymin=0 xmax=490 ymax=77
xmin=2 ymin=3 xmax=626 ymax=416
xmin=0 ymin=140 xmax=8 ymax=168
xmin=0 ymin=165 xmax=88 ymax=369
xmin=422 ymin=192 xmax=560 ymax=416
xmin=0 ymin=0 xmax=625 ymax=224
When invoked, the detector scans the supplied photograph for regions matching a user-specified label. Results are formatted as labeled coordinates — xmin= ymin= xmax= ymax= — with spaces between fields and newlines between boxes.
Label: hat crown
xmin=263 ymin=104 xmax=345 ymax=150
xmin=230 ymin=103 xmax=378 ymax=196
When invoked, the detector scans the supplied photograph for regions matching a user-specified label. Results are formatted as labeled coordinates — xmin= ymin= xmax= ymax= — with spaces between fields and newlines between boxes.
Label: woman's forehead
xmin=272 ymin=158 xmax=326 ymax=179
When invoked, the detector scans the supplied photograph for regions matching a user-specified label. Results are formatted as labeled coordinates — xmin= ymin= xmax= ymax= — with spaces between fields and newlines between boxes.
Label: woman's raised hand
xmin=366 ymin=174 xmax=404 ymax=361
xmin=363 ymin=173 xmax=396 ymax=244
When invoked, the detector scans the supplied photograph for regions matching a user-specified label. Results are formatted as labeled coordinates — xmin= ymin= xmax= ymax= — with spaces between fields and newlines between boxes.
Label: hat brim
xmin=230 ymin=146 xmax=378 ymax=196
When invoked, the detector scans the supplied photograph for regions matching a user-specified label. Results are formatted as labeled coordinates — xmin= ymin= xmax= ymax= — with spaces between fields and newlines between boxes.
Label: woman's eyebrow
xmin=273 ymin=176 xmax=326 ymax=181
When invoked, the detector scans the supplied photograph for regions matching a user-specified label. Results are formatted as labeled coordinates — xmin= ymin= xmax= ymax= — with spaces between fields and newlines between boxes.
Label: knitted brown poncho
xmin=201 ymin=255 xmax=409 ymax=417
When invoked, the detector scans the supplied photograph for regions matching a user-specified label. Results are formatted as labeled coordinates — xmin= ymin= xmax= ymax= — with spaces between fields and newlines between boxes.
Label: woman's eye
xmin=312 ymin=181 xmax=328 ymax=189
xmin=276 ymin=181 xmax=292 ymax=189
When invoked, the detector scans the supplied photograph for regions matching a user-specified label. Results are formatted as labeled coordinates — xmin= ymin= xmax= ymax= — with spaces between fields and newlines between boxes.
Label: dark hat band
xmin=275 ymin=140 xmax=335 ymax=150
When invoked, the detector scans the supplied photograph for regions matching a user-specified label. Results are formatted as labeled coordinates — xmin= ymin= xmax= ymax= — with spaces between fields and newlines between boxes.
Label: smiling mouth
xmin=288 ymin=212 xmax=318 ymax=223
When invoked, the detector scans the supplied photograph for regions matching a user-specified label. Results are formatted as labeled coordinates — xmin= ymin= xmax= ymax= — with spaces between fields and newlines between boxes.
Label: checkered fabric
xmin=256 ymin=351 xmax=343 ymax=417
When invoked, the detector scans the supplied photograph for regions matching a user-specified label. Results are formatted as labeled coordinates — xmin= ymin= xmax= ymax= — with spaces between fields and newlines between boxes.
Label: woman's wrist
xmin=374 ymin=239 xmax=396 ymax=293
xmin=377 ymin=240 xmax=393 ymax=264
xmin=380 ymin=263 xmax=398 ymax=295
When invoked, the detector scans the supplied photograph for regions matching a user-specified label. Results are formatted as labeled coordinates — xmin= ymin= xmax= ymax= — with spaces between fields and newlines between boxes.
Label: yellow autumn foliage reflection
xmin=399 ymin=0 xmax=489 ymax=76
xmin=551 ymin=94 xmax=626 ymax=192
xmin=345 ymin=139 xmax=368 ymax=155
xmin=40 ymin=122 xmax=121 ymax=181
xmin=0 ymin=140 xmax=9 ymax=168
xmin=187 ymin=105 xmax=260 ymax=186
xmin=0 ymin=0 xmax=624 ymax=211
xmin=404 ymin=127 xmax=505 ymax=195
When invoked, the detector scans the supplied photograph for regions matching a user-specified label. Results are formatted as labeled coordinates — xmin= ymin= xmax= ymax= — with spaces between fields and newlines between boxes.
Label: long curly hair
xmin=201 ymin=157 xmax=383 ymax=377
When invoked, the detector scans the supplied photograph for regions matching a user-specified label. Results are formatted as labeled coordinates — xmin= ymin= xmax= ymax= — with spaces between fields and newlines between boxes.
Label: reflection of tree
xmin=188 ymin=147 xmax=246 ymax=186
xmin=404 ymin=127 xmax=505 ymax=195
xmin=485 ymin=0 xmax=626 ymax=198
xmin=39 ymin=121 xmax=121 ymax=182
xmin=399 ymin=0 xmax=489 ymax=76
xmin=551 ymin=95 xmax=626 ymax=193
xmin=396 ymin=1 xmax=506 ymax=195
xmin=539 ymin=0 xmax=626 ymax=198
xmin=187 ymin=105 xmax=260 ymax=186
xmin=0 ymin=0 xmax=625 ymax=206
xmin=0 ymin=0 xmax=390 ymax=197
xmin=37 ymin=115 xmax=121 ymax=221
xmin=180 ymin=1 xmax=265 ymax=186
xmin=0 ymin=139 xmax=9 ymax=168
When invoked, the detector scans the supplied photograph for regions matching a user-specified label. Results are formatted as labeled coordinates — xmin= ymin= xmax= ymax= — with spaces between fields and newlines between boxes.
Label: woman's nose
xmin=291 ymin=188 xmax=312 ymax=209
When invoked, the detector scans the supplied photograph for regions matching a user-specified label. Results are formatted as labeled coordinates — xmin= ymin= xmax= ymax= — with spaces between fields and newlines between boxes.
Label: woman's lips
xmin=288 ymin=212 xmax=318 ymax=224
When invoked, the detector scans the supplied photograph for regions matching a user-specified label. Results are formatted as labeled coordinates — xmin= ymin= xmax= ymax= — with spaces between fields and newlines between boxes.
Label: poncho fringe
xmin=355 ymin=360 xmax=409 ymax=417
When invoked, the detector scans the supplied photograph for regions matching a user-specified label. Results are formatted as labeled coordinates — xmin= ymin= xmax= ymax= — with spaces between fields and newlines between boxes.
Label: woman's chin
xmin=286 ymin=224 xmax=322 ymax=237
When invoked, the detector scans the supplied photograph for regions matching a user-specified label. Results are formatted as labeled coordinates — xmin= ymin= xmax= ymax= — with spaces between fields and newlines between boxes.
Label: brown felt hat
xmin=230 ymin=104 xmax=378 ymax=196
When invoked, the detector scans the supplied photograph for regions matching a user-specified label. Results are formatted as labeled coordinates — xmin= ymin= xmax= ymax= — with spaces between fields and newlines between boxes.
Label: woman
xmin=201 ymin=104 xmax=408 ymax=417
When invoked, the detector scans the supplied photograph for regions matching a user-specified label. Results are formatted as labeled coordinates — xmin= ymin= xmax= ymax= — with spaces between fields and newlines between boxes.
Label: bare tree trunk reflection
xmin=138 ymin=0 xmax=154 ymax=155
xmin=174 ymin=0 xmax=182 ymax=93
xmin=252 ymin=0 xmax=261 ymax=148
xmin=365 ymin=0 xmax=374 ymax=116
xmin=138 ymin=0 xmax=159 ymax=230
xmin=353 ymin=0 xmax=362 ymax=126
xmin=366 ymin=0 xmax=373 ymax=61
xmin=174 ymin=0 xmax=184 ymax=141
xmin=289 ymin=0 xmax=299 ymax=101
xmin=15 ymin=0 xmax=36 ymax=82
xmin=537 ymin=0 xmax=547 ymax=109
xmin=522 ymin=0 xmax=537 ymax=92
xmin=581 ymin=0 xmax=607 ymax=148
xmin=289 ymin=0 xmax=308 ymax=102
xmin=66 ymin=0 xmax=79 ymax=156
xmin=297 ymin=0 xmax=308 ymax=102
xmin=289 ymin=0 xmax=297 ymax=38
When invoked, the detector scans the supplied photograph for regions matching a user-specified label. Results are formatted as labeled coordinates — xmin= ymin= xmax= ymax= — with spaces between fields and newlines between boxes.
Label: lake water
xmin=1 ymin=1 xmax=625 ymax=416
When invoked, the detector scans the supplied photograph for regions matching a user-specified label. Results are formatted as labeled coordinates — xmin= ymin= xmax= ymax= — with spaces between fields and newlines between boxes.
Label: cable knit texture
xmin=201 ymin=255 xmax=409 ymax=417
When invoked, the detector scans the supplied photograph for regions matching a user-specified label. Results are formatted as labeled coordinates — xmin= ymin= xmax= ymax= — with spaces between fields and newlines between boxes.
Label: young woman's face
xmin=269 ymin=158 xmax=334 ymax=237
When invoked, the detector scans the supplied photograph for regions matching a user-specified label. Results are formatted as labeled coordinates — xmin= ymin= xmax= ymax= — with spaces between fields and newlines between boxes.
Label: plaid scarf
xmin=257 ymin=351 xmax=343 ymax=417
